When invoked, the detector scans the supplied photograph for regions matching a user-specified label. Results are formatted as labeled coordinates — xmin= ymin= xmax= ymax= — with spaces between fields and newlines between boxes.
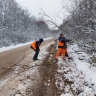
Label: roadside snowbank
xmin=0 ymin=37 xmax=53 ymax=53
xmin=71 ymin=44 xmax=96 ymax=86
xmin=56 ymin=44 xmax=96 ymax=96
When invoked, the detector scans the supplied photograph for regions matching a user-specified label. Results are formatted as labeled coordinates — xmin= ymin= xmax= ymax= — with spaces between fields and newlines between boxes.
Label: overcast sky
xmin=15 ymin=0 xmax=72 ymax=27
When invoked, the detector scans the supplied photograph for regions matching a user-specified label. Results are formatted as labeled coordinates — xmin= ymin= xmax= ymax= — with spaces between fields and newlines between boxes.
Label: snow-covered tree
xmin=61 ymin=0 xmax=96 ymax=53
xmin=0 ymin=0 xmax=52 ymax=47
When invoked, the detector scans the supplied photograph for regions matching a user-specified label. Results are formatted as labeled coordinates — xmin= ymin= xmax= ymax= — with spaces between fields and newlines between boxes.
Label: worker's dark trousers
xmin=33 ymin=50 xmax=39 ymax=60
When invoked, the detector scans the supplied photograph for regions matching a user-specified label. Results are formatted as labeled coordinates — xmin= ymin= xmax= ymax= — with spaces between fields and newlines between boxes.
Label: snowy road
xmin=0 ymin=37 xmax=96 ymax=96
xmin=0 ymin=37 xmax=57 ymax=96
xmin=0 ymin=38 xmax=54 ymax=75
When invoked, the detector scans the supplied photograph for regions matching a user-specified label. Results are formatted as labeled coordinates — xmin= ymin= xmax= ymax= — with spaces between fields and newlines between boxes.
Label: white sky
xmin=15 ymin=0 xmax=72 ymax=27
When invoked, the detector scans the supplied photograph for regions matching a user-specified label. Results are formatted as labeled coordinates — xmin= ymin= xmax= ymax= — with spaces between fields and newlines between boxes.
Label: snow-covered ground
xmin=0 ymin=37 xmax=96 ymax=95
xmin=0 ymin=38 xmax=54 ymax=96
xmin=0 ymin=37 xmax=53 ymax=53
xmin=56 ymin=44 xmax=96 ymax=96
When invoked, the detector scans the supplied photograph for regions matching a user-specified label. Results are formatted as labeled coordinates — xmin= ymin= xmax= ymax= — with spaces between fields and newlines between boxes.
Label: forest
xmin=60 ymin=0 xmax=96 ymax=53
xmin=0 ymin=0 xmax=96 ymax=54
xmin=0 ymin=0 xmax=54 ymax=47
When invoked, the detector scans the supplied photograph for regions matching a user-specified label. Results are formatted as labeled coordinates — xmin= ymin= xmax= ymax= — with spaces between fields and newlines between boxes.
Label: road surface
xmin=0 ymin=38 xmax=54 ymax=74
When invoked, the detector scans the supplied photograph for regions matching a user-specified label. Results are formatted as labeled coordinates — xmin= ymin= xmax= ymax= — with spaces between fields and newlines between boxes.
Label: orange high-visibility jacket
xmin=57 ymin=37 xmax=65 ymax=47
xmin=58 ymin=41 xmax=64 ymax=47
xmin=31 ymin=41 xmax=36 ymax=50
xmin=31 ymin=41 xmax=40 ymax=50
xmin=57 ymin=37 xmax=69 ymax=48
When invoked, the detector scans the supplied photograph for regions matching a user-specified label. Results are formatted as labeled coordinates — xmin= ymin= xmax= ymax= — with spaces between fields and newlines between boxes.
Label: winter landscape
xmin=0 ymin=0 xmax=96 ymax=96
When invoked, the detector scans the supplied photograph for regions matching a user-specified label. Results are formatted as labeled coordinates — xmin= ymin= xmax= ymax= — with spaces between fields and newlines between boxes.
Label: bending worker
xmin=31 ymin=38 xmax=43 ymax=61
xmin=56 ymin=33 xmax=71 ymax=60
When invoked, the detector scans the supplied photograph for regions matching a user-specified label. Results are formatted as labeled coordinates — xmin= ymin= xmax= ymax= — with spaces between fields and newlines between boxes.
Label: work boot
xmin=36 ymin=59 xmax=39 ymax=60
xmin=33 ymin=58 xmax=39 ymax=61
xmin=62 ymin=59 xmax=65 ymax=60
xmin=65 ymin=52 xmax=69 ymax=57
xmin=68 ymin=57 xmax=73 ymax=60
xmin=33 ymin=58 xmax=36 ymax=61
xmin=54 ymin=59 xmax=59 ymax=62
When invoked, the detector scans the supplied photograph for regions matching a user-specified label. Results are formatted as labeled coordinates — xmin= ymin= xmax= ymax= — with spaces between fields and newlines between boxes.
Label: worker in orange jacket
xmin=31 ymin=38 xmax=43 ymax=61
xmin=56 ymin=33 xmax=71 ymax=60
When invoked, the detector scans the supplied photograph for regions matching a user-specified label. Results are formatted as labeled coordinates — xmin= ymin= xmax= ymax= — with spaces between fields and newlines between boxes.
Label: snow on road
xmin=0 ymin=37 xmax=96 ymax=96
xmin=0 ymin=37 xmax=53 ymax=53
xmin=0 ymin=38 xmax=55 ymax=96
